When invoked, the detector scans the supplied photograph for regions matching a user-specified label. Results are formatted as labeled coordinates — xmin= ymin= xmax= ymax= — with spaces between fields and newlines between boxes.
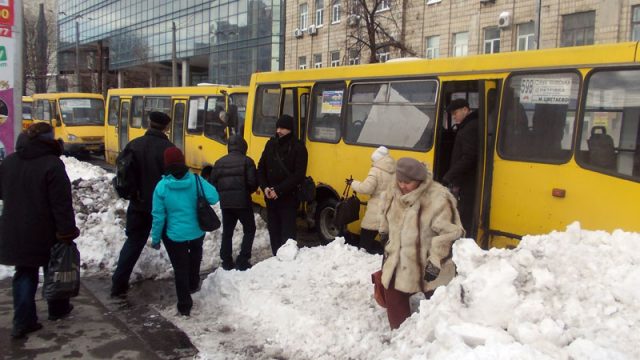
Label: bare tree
xmin=346 ymin=0 xmax=415 ymax=64
xmin=23 ymin=4 xmax=57 ymax=94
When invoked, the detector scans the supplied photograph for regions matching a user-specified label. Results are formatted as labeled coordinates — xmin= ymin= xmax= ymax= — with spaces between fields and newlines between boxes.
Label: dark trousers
xmin=162 ymin=236 xmax=204 ymax=315
xmin=359 ymin=229 xmax=383 ymax=255
xmin=384 ymin=275 xmax=412 ymax=330
xmin=221 ymin=208 xmax=256 ymax=264
xmin=13 ymin=265 xmax=70 ymax=331
xmin=458 ymin=185 xmax=474 ymax=235
xmin=266 ymin=196 xmax=298 ymax=256
xmin=111 ymin=208 xmax=152 ymax=293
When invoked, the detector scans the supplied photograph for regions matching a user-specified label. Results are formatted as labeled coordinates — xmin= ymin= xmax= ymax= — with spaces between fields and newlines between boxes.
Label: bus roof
xmin=106 ymin=85 xmax=249 ymax=97
xmin=32 ymin=93 xmax=104 ymax=100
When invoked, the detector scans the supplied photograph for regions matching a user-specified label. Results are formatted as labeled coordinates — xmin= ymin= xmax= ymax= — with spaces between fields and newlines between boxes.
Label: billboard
xmin=0 ymin=0 xmax=14 ymax=159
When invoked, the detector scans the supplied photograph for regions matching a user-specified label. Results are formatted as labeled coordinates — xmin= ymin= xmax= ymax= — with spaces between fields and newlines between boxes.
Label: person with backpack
xmin=257 ymin=114 xmax=308 ymax=255
xmin=150 ymin=147 xmax=219 ymax=316
xmin=111 ymin=111 xmax=174 ymax=298
xmin=209 ymin=135 xmax=258 ymax=271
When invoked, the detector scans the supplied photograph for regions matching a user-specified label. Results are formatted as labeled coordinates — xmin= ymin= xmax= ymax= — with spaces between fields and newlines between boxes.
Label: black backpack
xmin=112 ymin=148 xmax=138 ymax=200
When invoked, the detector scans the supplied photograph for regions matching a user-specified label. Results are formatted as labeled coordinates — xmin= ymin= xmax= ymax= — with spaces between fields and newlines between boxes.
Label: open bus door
xmin=280 ymin=86 xmax=310 ymax=141
xmin=172 ymin=99 xmax=186 ymax=151
xmin=118 ymin=100 xmax=131 ymax=152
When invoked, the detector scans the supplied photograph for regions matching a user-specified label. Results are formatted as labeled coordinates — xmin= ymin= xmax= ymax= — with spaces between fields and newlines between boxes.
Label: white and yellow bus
xmin=244 ymin=42 xmax=640 ymax=247
xmin=31 ymin=93 xmax=105 ymax=155
xmin=104 ymin=85 xmax=248 ymax=169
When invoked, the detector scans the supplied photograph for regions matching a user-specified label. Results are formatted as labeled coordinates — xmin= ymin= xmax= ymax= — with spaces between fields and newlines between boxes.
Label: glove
xmin=424 ymin=261 xmax=440 ymax=282
xmin=151 ymin=242 xmax=161 ymax=250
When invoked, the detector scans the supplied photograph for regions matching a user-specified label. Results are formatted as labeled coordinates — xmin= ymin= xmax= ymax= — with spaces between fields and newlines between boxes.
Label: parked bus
xmin=244 ymin=42 xmax=640 ymax=248
xmin=104 ymin=85 xmax=248 ymax=169
xmin=22 ymin=96 xmax=33 ymax=130
xmin=31 ymin=93 xmax=105 ymax=155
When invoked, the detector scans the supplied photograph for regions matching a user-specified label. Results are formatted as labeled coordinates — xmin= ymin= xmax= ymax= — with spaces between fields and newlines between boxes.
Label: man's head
xmin=446 ymin=98 xmax=470 ymax=125
xmin=275 ymin=114 xmax=294 ymax=138
xmin=149 ymin=111 xmax=171 ymax=130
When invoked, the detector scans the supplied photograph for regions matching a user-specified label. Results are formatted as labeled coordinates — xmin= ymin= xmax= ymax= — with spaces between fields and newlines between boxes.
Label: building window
xmin=314 ymin=53 xmax=323 ymax=68
xmin=332 ymin=0 xmax=341 ymax=23
xmin=632 ymin=5 xmax=640 ymax=40
xmin=299 ymin=56 xmax=307 ymax=69
xmin=330 ymin=51 xmax=340 ymax=67
xmin=300 ymin=3 xmax=308 ymax=30
xmin=377 ymin=46 xmax=390 ymax=63
xmin=517 ymin=22 xmax=535 ymax=51
xmin=315 ymin=0 xmax=324 ymax=26
xmin=453 ymin=32 xmax=468 ymax=57
xmin=425 ymin=35 xmax=440 ymax=59
xmin=484 ymin=27 xmax=500 ymax=54
xmin=561 ymin=11 xmax=595 ymax=47
xmin=348 ymin=49 xmax=360 ymax=65
xmin=378 ymin=0 xmax=390 ymax=11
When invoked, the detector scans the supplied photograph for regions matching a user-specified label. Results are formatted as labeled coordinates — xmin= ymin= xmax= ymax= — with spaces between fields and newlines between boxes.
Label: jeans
xmin=266 ymin=196 xmax=298 ymax=256
xmin=221 ymin=208 xmax=256 ymax=264
xmin=13 ymin=265 xmax=71 ymax=331
xmin=162 ymin=235 xmax=204 ymax=315
xmin=111 ymin=208 xmax=152 ymax=294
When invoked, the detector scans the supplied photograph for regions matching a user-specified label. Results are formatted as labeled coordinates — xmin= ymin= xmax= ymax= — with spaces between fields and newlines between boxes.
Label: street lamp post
xmin=172 ymin=21 xmax=177 ymax=87
xmin=75 ymin=20 xmax=80 ymax=91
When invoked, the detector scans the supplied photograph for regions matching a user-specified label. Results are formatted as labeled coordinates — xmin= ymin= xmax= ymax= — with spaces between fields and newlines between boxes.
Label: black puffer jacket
xmin=0 ymin=134 xmax=78 ymax=266
xmin=209 ymin=135 xmax=258 ymax=209
xmin=442 ymin=111 xmax=478 ymax=191
xmin=257 ymin=133 xmax=308 ymax=200
xmin=125 ymin=129 xmax=174 ymax=212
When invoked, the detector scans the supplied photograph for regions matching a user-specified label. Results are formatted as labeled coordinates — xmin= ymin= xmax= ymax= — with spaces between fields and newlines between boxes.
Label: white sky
xmin=1 ymin=156 xmax=639 ymax=360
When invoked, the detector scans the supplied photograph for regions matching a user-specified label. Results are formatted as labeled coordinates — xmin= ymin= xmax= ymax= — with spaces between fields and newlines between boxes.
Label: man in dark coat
xmin=0 ymin=123 xmax=80 ymax=339
xmin=257 ymin=115 xmax=308 ymax=255
xmin=209 ymin=135 xmax=258 ymax=270
xmin=111 ymin=112 xmax=173 ymax=297
xmin=442 ymin=98 xmax=478 ymax=234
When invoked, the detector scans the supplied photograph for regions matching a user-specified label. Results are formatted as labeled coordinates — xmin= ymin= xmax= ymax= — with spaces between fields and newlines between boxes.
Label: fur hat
xmin=149 ymin=111 xmax=171 ymax=126
xmin=396 ymin=157 xmax=428 ymax=182
xmin=371 ymin=146 xmax=389 ymax=162
xmin=275 ymin=114 xmax=294 ymax=131
xmin=446 ymin=98 xmax=470 ymax=113
xmin=26 ymin=122 xmax=54 ymax=139
xmin=164 ymin=147 xmax=185 ymax=168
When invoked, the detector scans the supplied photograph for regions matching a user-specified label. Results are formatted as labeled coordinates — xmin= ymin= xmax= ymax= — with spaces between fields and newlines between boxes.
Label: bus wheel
xmin=315 ymin=198 xmax=339 ymax=244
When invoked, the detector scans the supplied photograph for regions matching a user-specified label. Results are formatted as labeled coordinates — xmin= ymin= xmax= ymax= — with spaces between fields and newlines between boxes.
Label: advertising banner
xmin=0 ymin=0 xmax=14 ymax=158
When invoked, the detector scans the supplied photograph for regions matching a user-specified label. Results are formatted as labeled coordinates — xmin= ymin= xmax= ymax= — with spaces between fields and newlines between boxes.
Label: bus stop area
xmin=0 ymin=277 xmax=198 ymax=360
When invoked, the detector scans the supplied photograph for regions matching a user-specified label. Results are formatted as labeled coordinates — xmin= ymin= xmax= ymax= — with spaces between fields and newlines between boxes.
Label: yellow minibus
xmin=244 ymin=42 xmax=640 ymax=247
xmin=22 ymin=96 xmax=33 ymax=130
xmin=104 ymin=85 xmax=248 ymax=169
xmin=32 ymin=93 xmax=105 ymax=155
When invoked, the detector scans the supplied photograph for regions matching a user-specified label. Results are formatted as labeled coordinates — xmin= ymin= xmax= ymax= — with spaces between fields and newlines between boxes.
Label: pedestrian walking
xmin=0 ymin=123 xmax=80 ymax=339
xmin=209 ymin=135 xmax=258 ymax=270
xmin=111 ymin=111 xmax=174 ymax=297
xmin=150 ymin=147 xmax=219 ymax=316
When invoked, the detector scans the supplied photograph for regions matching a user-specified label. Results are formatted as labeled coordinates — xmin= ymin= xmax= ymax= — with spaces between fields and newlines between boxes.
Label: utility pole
xmin=75 ymin=20 xmax=80 ymax=91
xmin=172 ymin=21 xmax=177 ymax=87
xmin=534 ymin=0 xmax=542 ymax=49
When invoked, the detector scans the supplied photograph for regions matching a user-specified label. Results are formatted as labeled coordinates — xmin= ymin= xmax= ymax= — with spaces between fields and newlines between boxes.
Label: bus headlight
xmin=67 ymin=134 xmax=77 ymax=141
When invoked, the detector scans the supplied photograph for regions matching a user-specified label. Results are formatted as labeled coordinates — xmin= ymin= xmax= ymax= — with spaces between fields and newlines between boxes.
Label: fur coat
xmin=379 ymin=175 xmax=464 ymax=293
xmin=351 ymin=155 xmax=395 ymax=230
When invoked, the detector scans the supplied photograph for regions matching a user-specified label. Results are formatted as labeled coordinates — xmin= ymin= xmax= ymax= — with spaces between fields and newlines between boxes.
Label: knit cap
xmin=164 ymin=147 xmax=185 ymax=168
xmin=371 ymin=146 xmax=389 ymax=162
xmin=275 ymin=114 xmax=294 ymax=131
xmin=396 ymin=157 xmax=427 ymax=182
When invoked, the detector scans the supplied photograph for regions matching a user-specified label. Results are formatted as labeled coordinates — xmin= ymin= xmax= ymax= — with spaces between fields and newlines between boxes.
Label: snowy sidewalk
xmin=0 ymin=277 xmax=197 ymax=359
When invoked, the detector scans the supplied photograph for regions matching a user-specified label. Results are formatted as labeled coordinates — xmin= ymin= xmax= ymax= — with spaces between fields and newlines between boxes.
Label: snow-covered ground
xmin=1 ymin=156 xmax=639 ymax=359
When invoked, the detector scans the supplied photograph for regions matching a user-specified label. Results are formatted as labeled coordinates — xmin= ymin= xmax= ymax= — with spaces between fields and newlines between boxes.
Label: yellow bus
xmin=32 ymin=93 xmax=105 ymax=155
xmin=245 ymin=42 xmax=640 ymax=247
xmin=104 ymin=85 xmax=249 ymax=169
xmin=22 ymin=96 xmax=33 ymax=130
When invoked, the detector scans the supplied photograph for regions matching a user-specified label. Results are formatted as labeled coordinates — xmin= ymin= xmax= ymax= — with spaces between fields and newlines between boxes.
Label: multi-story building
xmin=56 ymin=0 xmax=285 ymax=92
xmin=285 ymin=0 xmax=640 ymax=69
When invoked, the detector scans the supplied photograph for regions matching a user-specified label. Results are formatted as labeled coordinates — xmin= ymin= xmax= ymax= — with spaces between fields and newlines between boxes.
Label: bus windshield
xmin=59 ymin=98 xmax=105 ymax=126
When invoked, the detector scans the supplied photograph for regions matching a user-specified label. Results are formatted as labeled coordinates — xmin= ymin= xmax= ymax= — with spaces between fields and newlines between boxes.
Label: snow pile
xmin=169 ymin=224 xmax=640 ymax=360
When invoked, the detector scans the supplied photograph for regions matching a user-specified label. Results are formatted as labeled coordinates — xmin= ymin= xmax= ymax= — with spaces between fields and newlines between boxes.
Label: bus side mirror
xmin=54 ymin=116 xmax=62 ymax=127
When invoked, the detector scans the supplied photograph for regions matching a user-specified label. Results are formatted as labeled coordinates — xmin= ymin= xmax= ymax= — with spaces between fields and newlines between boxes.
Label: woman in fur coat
xmin=379 ymin=157 xmax=464 ymax=329
xmin=350 ymin=146 xmax=395 ymax=254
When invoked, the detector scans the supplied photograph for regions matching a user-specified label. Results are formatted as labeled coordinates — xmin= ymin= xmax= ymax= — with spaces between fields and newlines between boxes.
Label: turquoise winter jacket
xmin=151 ymin=172 xmax=219 ymax=245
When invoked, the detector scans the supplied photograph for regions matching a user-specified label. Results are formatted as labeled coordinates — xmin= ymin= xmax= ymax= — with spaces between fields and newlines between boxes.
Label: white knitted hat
xmin=371 ymin=146 xmax=389 ymax=162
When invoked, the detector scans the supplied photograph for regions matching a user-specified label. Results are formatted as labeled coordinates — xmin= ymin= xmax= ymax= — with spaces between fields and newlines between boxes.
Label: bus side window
xmin=309 ymin=82 xmax=345 ymax=143
xmin=253 ymin=85 xmax=280 ymax=137
xmin=187 ymin=97 xmax=205 ymax=134
xmin=531 ymin=104 xmax=568 ymax=159
xmin=108 ymin=97 xmax=119 ymax=126
xmin=131 ymin=97 xmax=144 ymax=128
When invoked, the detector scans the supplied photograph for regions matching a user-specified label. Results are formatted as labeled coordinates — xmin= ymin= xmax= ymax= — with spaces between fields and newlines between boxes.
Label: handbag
xmin=195 ymin=175 xmax=221 ymax=231
xmin=371 ymin=270 xmax=387 ymax=308
xmin=334 ymin=182 xmax=360 ymax=227
xmin=42 ymin=242 xmax=80 ymax=300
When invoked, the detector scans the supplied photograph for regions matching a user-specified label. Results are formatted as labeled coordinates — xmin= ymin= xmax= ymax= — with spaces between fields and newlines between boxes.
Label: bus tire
xmin=315 ymin=197 xmax=339 ymax=245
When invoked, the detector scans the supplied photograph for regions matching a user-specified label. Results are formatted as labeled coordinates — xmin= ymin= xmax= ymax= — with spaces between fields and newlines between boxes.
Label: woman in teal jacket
xmin=151 ymin=147 xmax=219 ymax=316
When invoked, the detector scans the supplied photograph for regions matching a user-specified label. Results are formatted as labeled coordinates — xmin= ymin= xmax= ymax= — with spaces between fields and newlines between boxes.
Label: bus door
xmin=172 ymin=99 xmax=186 ymax=151
xmin=280 ymin=86 xmax=310 ymax=141
xmin=434 ymin=79 xmax=499 ymax=243
xmin=118 ymin=100 xmax=131 ymax=151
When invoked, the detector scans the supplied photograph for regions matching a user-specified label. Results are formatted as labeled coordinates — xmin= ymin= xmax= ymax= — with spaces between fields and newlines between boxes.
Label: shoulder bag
xmin=195 ymin=176 xmax=221 ymax=231
xmin=273 ymin=143 xmax=316 ymax=202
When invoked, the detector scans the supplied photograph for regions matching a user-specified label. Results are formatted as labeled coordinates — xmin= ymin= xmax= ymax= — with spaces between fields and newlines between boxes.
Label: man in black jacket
xmin=0 ymin=123 xmax=80 ymax=339
xmin=209 ymin=135 xmax=258 ymax=270
xmin=257 ymin=115 xmax=308 ymax=255
xmin=442 ymin=98 xmax=478 ymax=234
xmin=111 ymin=112 xmax=173 ymax=297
